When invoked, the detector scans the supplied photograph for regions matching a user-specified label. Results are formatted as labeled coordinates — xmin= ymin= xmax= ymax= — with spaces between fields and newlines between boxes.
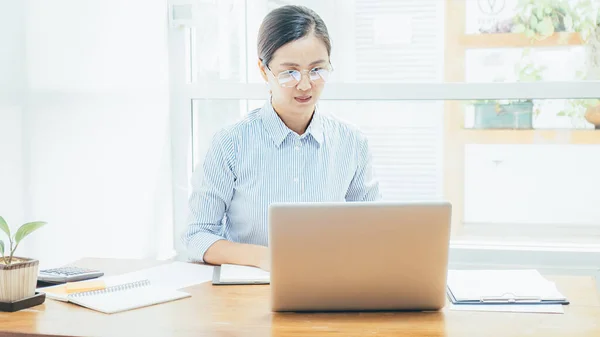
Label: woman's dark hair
xmin=258 ymin=5 xmax=331 ymax=68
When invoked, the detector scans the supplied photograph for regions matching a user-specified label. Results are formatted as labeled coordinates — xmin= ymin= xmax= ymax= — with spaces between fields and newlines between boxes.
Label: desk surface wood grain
xmin=1 ymin=258 xmax=599 ymax=337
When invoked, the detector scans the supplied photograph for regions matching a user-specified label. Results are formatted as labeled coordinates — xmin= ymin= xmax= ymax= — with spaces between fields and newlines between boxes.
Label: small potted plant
xmin=471 ymin=49 xmax=543 ymax=129
xmin=0 ymin=216 xmax=47 ymax=303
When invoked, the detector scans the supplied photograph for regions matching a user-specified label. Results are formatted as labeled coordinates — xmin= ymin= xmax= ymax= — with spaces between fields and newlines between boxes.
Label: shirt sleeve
xmin=182 ymin=129 xmax=236 ymax=263
xmin=345 ymin=133 xmax=382 ymax=202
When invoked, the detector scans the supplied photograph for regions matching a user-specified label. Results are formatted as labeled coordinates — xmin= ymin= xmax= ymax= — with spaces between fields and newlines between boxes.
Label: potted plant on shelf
xmin=511 ymin=0 xmax=597 ymax=42
xmin=585 ymin=102 xmax=600 ymax=129
xmin=558 ymin=17 xmax=600 ymax=129
xmin=471 ymin=49 xmax=544 ymax=129
xmin=558 ymin=98 xmax=600 ymax=128
xmin=0 ymin=216 xmax=47 ymax=304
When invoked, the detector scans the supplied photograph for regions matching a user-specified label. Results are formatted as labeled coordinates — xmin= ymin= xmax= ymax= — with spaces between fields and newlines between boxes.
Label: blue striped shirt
xmin=183 ymin=100 xmax=381 ymax=262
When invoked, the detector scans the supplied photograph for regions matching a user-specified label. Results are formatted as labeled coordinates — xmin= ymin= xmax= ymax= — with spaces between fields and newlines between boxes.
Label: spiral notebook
xmin=65 ymin=279 xmax=191 ymax=314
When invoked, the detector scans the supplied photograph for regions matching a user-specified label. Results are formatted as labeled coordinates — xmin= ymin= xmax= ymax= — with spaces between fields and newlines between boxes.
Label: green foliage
xmin=508 ymin=1 xmax=600 ymax=120
xmin=514 ymin=48 xmax=546 ymax=82
xmin=513 ymin=0 xmax=598 ymax=41
xmin=0 ymin=217 xmax=47 ymax=265
xmin=15 ymin=222 xmax=47 ymax=246
xmin=557 ymin=63 xmax=600 ymax=119
xmin=558 ymin=98 xmax=600 ymax=117
xmin=0 ymin=216 xmax=10 ymax=239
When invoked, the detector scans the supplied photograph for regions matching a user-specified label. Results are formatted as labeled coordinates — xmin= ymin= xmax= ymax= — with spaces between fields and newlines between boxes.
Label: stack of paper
xmin=446 ymin=269 xmax=569 ymax=314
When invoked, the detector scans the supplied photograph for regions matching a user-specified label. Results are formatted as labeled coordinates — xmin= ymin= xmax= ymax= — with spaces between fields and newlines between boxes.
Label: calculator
xmin=38 ymin=266 xmax=104 ymax=284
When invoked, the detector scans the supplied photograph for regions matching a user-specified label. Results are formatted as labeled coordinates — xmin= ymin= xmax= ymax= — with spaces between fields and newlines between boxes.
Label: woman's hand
xmin=255 ymin=245 xmax=271 ymax=272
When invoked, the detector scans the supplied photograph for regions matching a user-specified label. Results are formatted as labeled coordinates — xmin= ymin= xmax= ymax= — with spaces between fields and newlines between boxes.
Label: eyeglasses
xmin=266 ymin=64 xmax=332 ymax=88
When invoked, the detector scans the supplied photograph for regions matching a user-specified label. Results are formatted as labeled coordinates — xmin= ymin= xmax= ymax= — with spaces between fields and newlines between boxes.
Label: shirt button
xmin=294 ymin=146 xmax=300 ymax=151
xmin=293 ymin=177 xmax=299 ymax=183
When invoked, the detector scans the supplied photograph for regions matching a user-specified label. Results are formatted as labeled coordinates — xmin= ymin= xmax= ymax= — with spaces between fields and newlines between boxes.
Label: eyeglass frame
xmin=262 ymin=60 xmax=334 ymax=88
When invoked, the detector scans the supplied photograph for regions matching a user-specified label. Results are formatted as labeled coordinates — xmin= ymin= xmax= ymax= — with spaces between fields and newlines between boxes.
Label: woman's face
xmin=260 ymin=34 xmax=330 ymax=118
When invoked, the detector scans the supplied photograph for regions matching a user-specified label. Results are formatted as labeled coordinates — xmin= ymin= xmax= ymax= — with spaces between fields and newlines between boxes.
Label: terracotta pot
xmin=584 ymin=105 xmax=600 ymax=130
xmin=0 ymin=257 xmax=39 ymax=302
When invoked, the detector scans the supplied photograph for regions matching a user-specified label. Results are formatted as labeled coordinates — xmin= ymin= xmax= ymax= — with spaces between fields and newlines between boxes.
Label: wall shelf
xmin=459 ymin=32 xmax=584 ymax=49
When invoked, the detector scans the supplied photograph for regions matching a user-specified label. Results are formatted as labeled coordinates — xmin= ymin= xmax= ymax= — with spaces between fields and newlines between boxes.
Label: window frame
xmin=167 ymin=1 xmax=600 ymax=275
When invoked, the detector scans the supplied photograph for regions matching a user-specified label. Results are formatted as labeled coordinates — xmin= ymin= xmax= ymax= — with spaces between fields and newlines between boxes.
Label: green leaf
xmin=0 ymin=216 xmax=10 ymax=239
xmin=14 ymin=221 xmax=47 ymax=245
xmin=538 ymin=17 xmax=555 ymax=36
xmin=557 ymin=111 xmax=567 ymax=116
xmin=530 ymin=15 xmax=539 ymax=29
xmin=0 ymin=239 xmax=4 ymax=257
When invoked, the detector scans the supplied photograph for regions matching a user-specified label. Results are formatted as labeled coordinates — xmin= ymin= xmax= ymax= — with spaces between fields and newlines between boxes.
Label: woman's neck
xmin=272 ymin=101 xmax=315 ymax=135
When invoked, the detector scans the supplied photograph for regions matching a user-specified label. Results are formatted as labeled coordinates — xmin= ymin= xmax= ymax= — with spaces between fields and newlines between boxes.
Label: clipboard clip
xmin=480 ymin=293 xmax=542 ymax=303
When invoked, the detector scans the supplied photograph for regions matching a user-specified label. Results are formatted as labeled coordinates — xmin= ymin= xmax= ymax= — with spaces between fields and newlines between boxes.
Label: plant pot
xmin=0 ymin=257 xmax=40 ymax=302
xmin=473 ymin=101 xmax=534 ymax=129
xmin=584 ymin=105 xmax=600 ymax=130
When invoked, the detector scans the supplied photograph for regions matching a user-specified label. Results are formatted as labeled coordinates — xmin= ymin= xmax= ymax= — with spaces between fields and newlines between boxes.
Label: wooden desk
xmin=1 ymin=258 xmax=599 ymax=337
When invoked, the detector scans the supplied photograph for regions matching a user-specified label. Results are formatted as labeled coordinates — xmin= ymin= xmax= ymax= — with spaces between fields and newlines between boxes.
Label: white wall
xmin=15 ymin=0 xmax=174 ymax=268
xmin=465 ymin=144 xmax=600 ymax=226
xmin=0 ymin=0 xmax=26 ymax=234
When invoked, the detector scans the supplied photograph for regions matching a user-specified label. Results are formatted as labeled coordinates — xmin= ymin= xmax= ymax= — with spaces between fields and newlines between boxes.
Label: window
xmin=443 ymin=0 xmax=600 ymax=248
xmin=169 ymin=0 xmax=600 ymax=270
xmin=187 ymin=0 xmax=446 ymax=206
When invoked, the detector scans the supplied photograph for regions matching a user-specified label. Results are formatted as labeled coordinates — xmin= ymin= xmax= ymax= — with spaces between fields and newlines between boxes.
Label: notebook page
xmin=68 ymin=282 xmax=191 ymax=314
xmin=447 ymin=270 xmax=566 ymax=301
xmin=41 ymin=262 xmax=212 ymax=302
xmin=219 ymin=265 xmax=270 ymax=283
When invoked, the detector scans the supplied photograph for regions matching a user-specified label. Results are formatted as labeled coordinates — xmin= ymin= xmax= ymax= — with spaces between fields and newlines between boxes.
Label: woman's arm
xmin=182 ymin=130 xmax=237 ymax=262
xmin=203 ymin=240 xmax=270 ymax=271
xmin=182 ymin=129 xmax=271 ymax=271
xmin=346 ymin=133 xmax=382 ymax=201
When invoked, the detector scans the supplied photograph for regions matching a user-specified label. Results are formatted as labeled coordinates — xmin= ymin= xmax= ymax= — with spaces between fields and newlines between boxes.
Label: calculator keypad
xmin=40 ymin=267 xmax=97 ymax=275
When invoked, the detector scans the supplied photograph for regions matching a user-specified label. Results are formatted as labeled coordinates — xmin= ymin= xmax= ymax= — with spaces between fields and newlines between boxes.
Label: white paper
xmin=449 ymin=303 xmax=564 ymax=314
xmin=106 ymin=261 xmax=214 ymax=289
xmin=447 ymin=269 xmax=567 ymax=302
xmin=219 ymin=264 xmax=270 ymax=283
xmin=103 ymin=261 xmax=214 ymax=290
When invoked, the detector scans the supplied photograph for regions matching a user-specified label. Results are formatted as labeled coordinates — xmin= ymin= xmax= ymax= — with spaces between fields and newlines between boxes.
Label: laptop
xmin=268 ymin=200 xmax=452 ymax=312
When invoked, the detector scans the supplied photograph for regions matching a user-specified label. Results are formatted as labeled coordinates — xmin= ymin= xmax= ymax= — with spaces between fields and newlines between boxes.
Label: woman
xmin=182 ymin=5 xmax=381 ymax=270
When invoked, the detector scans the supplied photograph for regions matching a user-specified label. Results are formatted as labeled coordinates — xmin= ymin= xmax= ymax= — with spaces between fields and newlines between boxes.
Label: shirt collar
xmin=260 ymin=100 xmax=324 ymax=148
xmin=306 ymin=106 xmax=324 ymax=145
